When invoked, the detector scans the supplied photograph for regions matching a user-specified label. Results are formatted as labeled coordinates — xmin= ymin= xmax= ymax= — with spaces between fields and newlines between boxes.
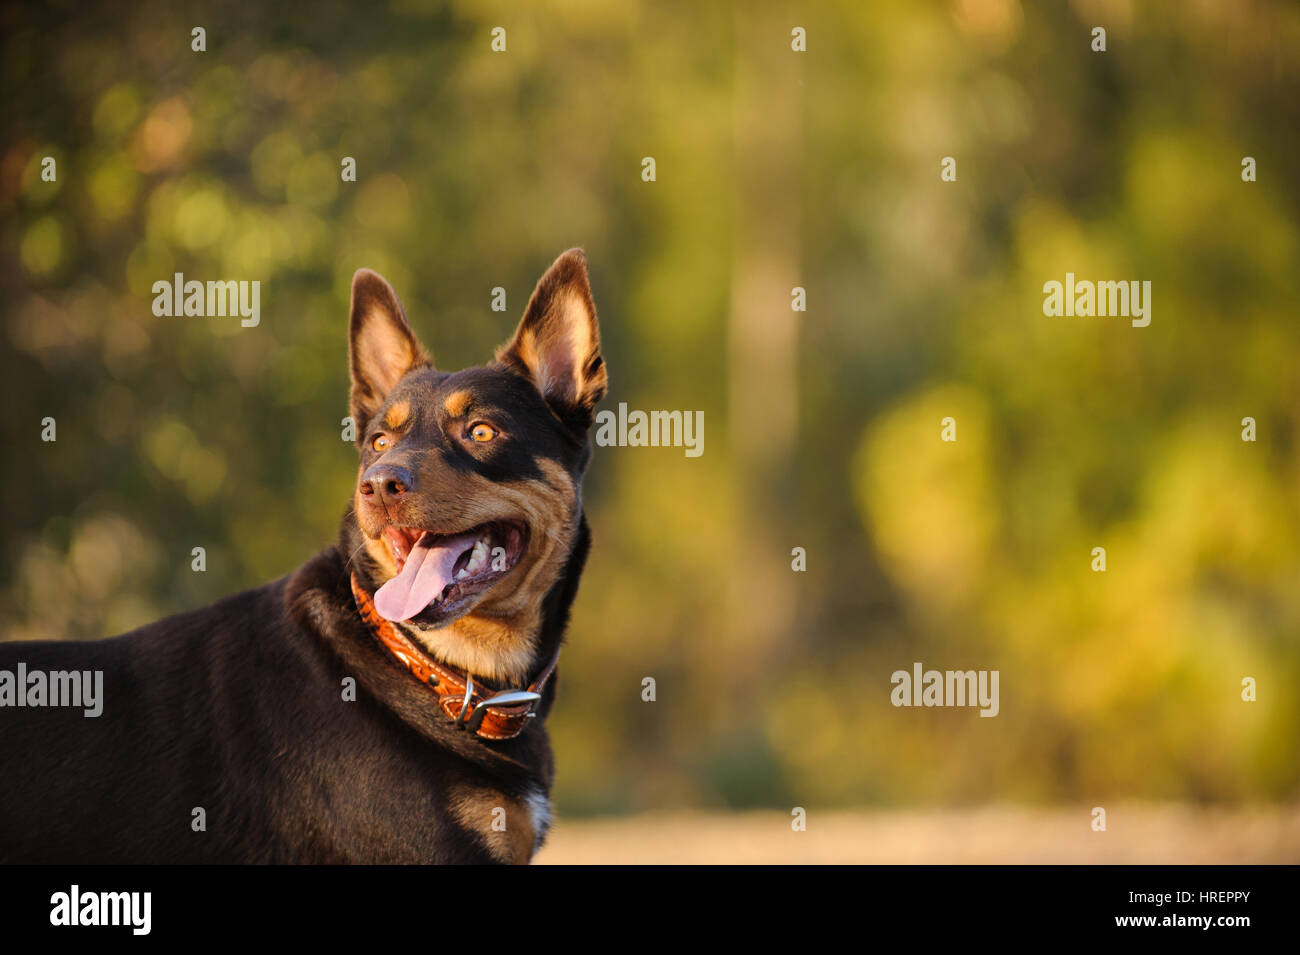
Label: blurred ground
xmin=535 ymin=805 xmax=1300 ymax=864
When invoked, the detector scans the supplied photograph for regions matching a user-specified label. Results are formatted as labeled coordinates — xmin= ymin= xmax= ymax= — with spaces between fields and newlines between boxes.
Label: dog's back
xmin=1 ymin=550 xmax=559 ymax=864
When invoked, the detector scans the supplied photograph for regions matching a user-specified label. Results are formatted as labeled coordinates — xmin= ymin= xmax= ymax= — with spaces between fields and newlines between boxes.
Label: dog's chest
xmin=444 ymin=780 xmax=552 ymax=864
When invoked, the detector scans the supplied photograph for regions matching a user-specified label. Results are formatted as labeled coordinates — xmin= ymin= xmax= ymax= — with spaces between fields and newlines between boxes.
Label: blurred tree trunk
xmin=725 ymin=7 xmax=801 ymax=695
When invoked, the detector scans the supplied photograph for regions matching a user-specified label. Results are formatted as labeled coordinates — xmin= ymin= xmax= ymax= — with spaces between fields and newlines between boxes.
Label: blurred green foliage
xmin=2 ymin=1 xmax=1298 ymax=813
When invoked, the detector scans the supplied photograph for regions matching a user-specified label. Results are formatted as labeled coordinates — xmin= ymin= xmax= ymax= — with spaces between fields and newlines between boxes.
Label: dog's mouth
xmin=372 ymin=520 xmax=528 ymax=625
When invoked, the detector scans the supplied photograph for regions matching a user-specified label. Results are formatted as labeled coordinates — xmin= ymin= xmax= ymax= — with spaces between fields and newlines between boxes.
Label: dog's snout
xmin=360 ymin=464 xmax=415 ymax=505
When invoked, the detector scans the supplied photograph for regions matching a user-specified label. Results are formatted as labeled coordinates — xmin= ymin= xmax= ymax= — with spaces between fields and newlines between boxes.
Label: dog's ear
xmin=495 ymin=248 xmax=607 ymax=433
xmin=349 ymin=269 xmax=430 ymax=430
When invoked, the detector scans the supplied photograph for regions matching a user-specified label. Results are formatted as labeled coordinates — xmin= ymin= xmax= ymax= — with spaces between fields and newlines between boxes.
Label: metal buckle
xmin=464 ymin=689 xmax=542 ymax=736
xmin=454 ymin=674 xmax=476 ymax=728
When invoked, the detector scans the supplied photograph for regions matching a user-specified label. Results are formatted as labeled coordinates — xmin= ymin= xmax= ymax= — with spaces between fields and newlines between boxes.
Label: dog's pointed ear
xmin=349 ymin=269 xmax=430 ymax=428
xmin=495 ymin=249 xmax=607 ymax=432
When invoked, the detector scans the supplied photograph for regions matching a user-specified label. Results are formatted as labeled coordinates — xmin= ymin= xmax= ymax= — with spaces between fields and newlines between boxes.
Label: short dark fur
xmin=0 ymin=250 xmax=605 ymax=863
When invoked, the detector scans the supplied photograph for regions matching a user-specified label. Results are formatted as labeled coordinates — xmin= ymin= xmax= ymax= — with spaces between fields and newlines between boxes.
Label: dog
xmin=0 ymin=249 xmax=607 ymax=863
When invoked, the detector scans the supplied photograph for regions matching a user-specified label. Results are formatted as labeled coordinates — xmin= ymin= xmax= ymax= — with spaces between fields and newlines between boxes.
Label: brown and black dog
xmin=0 ymin=249 xmax=606 ymax=863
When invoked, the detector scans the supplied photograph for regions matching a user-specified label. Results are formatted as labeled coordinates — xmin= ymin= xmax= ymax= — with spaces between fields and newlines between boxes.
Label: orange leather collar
xmin=349 ymin=574 xmax=557 ymax=741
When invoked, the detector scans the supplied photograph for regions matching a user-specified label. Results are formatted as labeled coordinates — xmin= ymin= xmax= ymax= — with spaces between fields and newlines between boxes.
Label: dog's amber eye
xmin=371 ymin=434 xmax=390 ymax=452
xmin=469 ymin=423 xmax=496 ymax=443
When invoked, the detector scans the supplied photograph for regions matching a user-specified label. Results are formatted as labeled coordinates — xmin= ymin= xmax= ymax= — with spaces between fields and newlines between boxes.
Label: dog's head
xmin=344 ymin=249 xmax=606 ymax=684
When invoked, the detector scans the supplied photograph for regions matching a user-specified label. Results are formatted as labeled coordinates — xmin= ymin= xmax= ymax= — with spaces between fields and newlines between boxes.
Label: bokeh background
xmin=3 ymin=0 xmax=1298 ymax=858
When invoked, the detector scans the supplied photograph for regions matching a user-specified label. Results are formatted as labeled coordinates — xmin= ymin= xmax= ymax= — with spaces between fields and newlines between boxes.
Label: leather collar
xmin=349 ymin=574 xmax=557 ymax=741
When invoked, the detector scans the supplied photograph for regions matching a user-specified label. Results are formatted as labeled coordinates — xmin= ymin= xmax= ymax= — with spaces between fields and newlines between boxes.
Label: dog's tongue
xmin=374 ymin=532 xmax=478 ymax=622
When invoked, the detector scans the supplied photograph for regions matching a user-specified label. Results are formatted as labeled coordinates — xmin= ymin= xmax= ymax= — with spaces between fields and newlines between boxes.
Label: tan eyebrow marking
xmin=384 ymin=399 xmax=411 ymax=429
xmin=443 ymin=390 xmax=472 ymax=417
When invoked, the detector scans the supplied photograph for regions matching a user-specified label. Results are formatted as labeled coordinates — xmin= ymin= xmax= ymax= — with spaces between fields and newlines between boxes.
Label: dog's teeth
xmin=461 ymin=539 xmax=490 ymax=576
xmin=457 ymin=569 xmax=469 ymax=579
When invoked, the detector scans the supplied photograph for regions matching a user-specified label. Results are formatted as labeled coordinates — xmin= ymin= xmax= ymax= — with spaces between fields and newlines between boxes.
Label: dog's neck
xmin=348 ymin=574 xmax=557 ymax=740
xmin=399 ymin=609 xmax=540 ymax=686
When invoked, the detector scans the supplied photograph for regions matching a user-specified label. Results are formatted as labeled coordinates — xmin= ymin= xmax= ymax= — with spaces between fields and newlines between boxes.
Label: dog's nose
xmin=359 ymin=464 xmax=415 ymax=506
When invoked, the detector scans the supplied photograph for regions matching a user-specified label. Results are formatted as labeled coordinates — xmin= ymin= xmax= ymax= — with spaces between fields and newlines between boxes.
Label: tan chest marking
xmin=448 ymin=784 xmax=547 ymax=864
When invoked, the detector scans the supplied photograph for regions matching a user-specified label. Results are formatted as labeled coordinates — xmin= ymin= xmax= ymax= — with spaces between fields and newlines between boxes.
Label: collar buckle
xmin=462 ymin=689 xmax=543 ymax=735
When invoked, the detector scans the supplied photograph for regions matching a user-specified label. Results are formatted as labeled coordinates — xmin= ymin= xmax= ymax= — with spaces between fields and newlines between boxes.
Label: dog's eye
xmin=469 ymin=423 xmax=497 ymax=443
xmin=371 ymin=434 xmax=390 ymax=452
